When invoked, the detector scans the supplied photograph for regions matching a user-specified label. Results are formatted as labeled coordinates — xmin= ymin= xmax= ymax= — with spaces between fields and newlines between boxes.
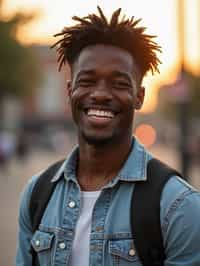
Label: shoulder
xmin=160 ymin=176 xmax=200 ymax=261
xmin=161 ymin=176 xmax=200 ymax=217
xmin=19 ymin=157 xmax=67 ymax=219
xmin=20 ymin=172 xmax=43 ymax=204
xmin=20 ymin=158 xmax=66 ymax=205
xmin=160 ymin=175 xmax=200 ymax=241
xmin=19 ymin=172 xmax=43 ymax=213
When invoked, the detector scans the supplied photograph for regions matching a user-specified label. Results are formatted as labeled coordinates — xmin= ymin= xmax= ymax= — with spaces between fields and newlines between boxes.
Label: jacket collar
xmin=51 ymin=137 xmax=150 ymax=183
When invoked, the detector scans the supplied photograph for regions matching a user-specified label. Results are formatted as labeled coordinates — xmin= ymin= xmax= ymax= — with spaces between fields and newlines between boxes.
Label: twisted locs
xmin=51 ymin=6 xmax=161 ymax=78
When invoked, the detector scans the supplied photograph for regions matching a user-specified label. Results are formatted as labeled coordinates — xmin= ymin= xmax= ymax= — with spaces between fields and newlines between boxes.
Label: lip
xmin=86 ymin=113 xmax=114 ymax=127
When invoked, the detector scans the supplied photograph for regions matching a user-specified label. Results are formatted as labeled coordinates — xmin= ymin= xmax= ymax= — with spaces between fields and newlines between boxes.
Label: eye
xmin=77 ymin=78 xmax=96 ymax=87
xmin=112 ymin=80 xmax=131 ymax=89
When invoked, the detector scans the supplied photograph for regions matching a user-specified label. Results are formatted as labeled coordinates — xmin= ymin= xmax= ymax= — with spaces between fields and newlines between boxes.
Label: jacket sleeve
xmin=15 ymin=175 xmax=39 ymax=266
xmin=161 ymin=177 xmax=200 ymax=266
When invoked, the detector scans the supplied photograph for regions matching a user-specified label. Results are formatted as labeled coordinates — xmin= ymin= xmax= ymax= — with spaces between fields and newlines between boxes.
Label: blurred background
xmin=0 ymin=0 xmax=199 ymax=265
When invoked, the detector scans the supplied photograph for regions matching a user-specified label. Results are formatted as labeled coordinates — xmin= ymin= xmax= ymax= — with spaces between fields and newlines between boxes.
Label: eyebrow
xmin=76 ymin=70 xmax=132 ymax=82
xmin=76 ymin=70 xmax=95 ymax=80
xmin=110 ymin=71 xmax=132 ymax=83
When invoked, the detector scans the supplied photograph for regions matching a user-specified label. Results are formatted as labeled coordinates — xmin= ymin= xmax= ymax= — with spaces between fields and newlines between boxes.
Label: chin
xmin=82 ymin=132 xmax=115 ymax=146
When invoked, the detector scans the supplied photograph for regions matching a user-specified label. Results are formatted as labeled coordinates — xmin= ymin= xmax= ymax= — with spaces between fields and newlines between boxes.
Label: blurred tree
xmin=158 ymin=71 xmax=200 ymax=175
xmin=158 ymin=71 xmax=200 ymax=120
xmin=0 ymin=0 xmax=41 ymax=120
xmin=188 ymin=73 xmax=200 ymax=118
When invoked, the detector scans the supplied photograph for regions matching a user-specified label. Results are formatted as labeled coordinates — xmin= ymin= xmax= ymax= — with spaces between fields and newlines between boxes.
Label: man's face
xmin=68 ymin=44 xmax=144 ymax=145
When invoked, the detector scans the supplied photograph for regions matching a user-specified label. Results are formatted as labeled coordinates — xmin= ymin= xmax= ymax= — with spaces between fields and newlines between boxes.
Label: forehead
xmin=72 ymin=44 xmax=137 ymax=77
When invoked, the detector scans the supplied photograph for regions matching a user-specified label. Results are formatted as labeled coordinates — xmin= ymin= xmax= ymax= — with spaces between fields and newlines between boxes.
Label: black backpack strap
xmin=29 ymin=159 xmax=65 ymax=266
xmin=131 ymin=158 xmax=182 ymax=266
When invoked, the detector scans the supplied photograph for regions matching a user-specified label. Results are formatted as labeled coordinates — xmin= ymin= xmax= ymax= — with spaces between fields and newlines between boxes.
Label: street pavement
xmin=0 ymin=145 xmax=199 ymax=266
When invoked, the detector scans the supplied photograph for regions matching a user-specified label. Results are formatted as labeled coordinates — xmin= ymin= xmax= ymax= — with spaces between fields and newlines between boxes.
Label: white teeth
xmin=87 ymin=109 xmax=114 ymax=118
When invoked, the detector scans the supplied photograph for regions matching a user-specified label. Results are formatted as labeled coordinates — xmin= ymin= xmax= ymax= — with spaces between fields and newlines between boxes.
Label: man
xmin=16 ymin=7 xmax=200 ymax=265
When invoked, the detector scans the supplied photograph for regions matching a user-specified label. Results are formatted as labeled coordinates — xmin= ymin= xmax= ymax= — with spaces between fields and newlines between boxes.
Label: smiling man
xmin=16 ymin=7 xmax=200 ymax=266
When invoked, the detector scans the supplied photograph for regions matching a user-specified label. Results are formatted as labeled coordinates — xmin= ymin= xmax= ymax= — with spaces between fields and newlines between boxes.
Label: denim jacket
xmin=16 ymin=138 xmax=200 ymax=266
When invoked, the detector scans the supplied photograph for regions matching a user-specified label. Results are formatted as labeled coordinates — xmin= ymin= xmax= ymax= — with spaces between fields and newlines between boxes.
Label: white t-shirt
xmin=69 ymin=190 xmax=101 ymax=266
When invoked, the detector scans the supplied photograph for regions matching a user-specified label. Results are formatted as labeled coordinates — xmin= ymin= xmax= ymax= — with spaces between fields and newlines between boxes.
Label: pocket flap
xmin=109 ymin=239 xmax=137 ymax=262
xmin=31 ymin=230 xmax=54 ymax=252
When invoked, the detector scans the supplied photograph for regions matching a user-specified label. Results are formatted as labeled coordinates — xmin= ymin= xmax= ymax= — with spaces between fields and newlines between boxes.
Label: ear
xmin=66 ymin=80 xmax=72 ymax=102
xmin=135 ymin=86 xmax=145 ymax=110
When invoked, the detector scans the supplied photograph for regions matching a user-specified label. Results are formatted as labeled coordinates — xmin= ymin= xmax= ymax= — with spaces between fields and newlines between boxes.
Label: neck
xmin=77 ymin=136 xmax=133 ymax=191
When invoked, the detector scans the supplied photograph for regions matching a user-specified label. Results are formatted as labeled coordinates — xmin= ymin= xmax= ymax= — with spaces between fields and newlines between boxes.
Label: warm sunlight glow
xmin=3 ymin=0 xmax=199 ymax=113
xmin=185 ymin=0 xmax=200 ymax=75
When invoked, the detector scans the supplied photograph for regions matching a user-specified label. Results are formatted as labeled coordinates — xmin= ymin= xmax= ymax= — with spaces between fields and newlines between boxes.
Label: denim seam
xmin=141 ymin=147 xmax=146 ymax=177
xmin=162 ymin=189 xmax=194 ymax=233
xmin=91 ymin=232 xmax=133 ymax=240
xmin=39 ymin=224 xmax=73 ymax=235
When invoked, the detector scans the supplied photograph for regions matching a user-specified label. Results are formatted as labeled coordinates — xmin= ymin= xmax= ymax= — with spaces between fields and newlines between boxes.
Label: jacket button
xmin=68 ymin=201 xmax=76 ymax=208
xmin=59 ymin=242 xmax=66 ymax=249
xmin=35 ymin=240 xmax=40 ymax=247
xmin=129 ymin=249 xmax=135 ymax=256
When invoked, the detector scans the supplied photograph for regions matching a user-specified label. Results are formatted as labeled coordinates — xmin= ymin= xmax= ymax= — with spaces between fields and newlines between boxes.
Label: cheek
xmin=70 ymin=89 xmax=83 ymax=107
xmin=118 ymin=91 xmax=134 ymax=107
xmin=71 ymin=87 xmax=89 ymax=101
xmin=70 ymin=89 xmax=88 ymax=117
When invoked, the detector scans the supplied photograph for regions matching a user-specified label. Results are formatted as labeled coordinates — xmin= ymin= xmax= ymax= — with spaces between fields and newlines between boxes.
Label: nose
xmin=90 ymin=80 xmax=112 ymax=102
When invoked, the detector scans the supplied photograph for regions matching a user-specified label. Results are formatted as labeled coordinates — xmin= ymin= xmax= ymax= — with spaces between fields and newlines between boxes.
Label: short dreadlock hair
xmin=52 ymin=6 xmax=161 ymax=78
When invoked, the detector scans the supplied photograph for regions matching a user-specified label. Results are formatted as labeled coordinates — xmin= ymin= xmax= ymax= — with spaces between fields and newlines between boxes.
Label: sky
xmin=2 ymin=0 xmax=200 ymax=112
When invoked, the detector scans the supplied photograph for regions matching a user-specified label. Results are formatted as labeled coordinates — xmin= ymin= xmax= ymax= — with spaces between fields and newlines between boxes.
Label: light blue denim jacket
xmin=16 ymin=138 xmax=200 ymax=266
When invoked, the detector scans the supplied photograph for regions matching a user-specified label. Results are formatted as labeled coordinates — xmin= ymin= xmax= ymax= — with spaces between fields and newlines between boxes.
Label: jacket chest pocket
xmin=31 ymin=230 xmax=54 ymax=266
xmin=109 ymin=239 xmax=140 ymax=266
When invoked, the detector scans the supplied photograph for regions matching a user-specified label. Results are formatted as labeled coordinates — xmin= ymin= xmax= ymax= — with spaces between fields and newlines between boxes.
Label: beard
xmin=79 ymin=129 xmax=117 ymax=147
xmin=76 ymin=110 xmax=134 ymax=148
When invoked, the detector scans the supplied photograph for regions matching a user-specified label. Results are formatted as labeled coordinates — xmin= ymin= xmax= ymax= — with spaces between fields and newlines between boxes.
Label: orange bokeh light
xmin=135 ymin=124 xmax=157 ymax=148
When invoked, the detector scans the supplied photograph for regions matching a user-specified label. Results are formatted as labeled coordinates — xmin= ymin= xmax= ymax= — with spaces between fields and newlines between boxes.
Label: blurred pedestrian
xmin=0 ymin=130 xmax=15 ymax=172
xmin=15 ymin=130 xmax=29 ymax=162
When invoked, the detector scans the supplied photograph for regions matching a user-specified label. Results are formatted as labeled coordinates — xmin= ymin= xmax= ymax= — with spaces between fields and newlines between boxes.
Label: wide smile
xmin=88 ymin=108 xmax=114 ymax=118
xmin=84 ymin=107 xmax=118 ymax=126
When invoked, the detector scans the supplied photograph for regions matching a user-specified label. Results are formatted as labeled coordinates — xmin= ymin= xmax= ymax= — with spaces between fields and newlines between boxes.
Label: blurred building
xmin=21 ymin=45 xmax=74 ymax=133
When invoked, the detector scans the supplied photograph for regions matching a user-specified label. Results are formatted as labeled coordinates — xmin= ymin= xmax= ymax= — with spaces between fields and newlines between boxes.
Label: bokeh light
xmin=135 ymin=124 xmax=157 ymax=148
